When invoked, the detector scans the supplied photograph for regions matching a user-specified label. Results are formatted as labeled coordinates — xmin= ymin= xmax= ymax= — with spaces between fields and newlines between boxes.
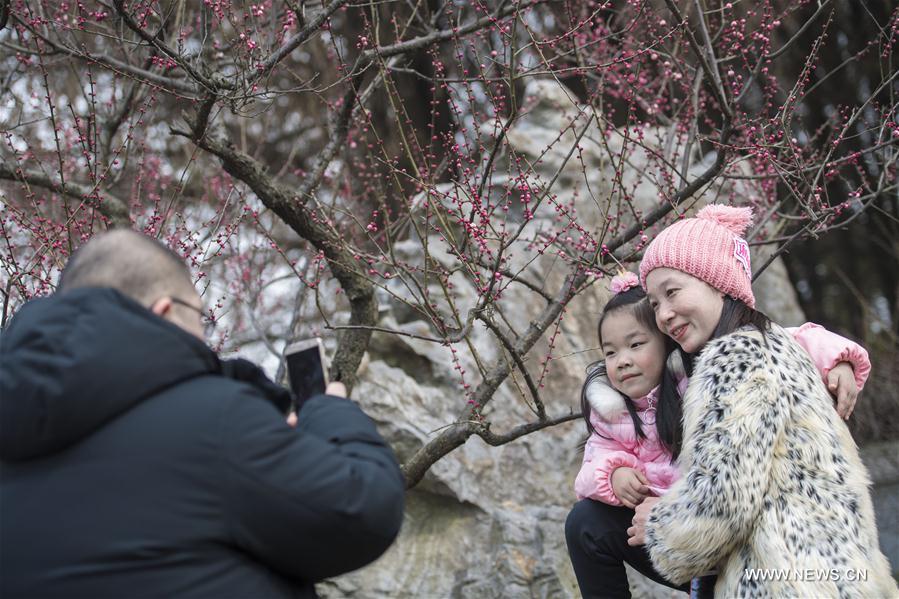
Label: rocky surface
xmin=316 ymin=80 xmax=896 ymax=598
xmin=862 ymin=441 xmax=899 ymax=575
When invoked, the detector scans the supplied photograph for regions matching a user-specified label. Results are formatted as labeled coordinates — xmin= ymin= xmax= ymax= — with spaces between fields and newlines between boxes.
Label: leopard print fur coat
xmin=645 ymin=323 xmax=897 ymax=598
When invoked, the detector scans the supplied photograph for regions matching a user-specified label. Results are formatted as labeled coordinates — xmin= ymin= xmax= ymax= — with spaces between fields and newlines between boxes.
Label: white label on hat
xmin=734 ymin=237 xmax=751 ymax=279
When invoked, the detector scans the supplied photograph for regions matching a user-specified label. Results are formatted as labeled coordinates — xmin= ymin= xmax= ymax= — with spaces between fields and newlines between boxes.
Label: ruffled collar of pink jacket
xmin=585 ymin=380 xmax=658 ymax=421
xmin=585 ymin=373 xmax=688 ymax=423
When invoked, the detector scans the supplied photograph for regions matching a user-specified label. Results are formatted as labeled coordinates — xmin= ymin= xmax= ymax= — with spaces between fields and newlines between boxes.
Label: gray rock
xmin=860 ymin=441 xmax=899 ymax=574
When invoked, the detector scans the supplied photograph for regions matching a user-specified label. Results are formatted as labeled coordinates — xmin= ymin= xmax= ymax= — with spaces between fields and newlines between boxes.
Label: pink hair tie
xmin=610 ymin=271 xmax=639 ymax=295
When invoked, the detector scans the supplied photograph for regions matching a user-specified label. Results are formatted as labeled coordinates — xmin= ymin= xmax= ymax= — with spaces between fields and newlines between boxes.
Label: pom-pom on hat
xmin=609 ymin=270 xmax=640 ymax=295
xmin=639 ymin=204 xmax=756 ymax=308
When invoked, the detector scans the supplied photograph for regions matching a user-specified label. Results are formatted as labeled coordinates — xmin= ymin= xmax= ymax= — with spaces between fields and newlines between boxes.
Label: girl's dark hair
xmin=655 ymin=295 xmax=771 ymax=460
xmin=580 ymin=285 xmax=663 ymax=441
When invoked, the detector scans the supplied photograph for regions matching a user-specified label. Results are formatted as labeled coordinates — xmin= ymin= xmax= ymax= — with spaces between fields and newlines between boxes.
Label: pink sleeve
xmin=787 ymin=322 xmax=871 ymax=391
xmin=574 ymin=416 xmax=645 ymax=506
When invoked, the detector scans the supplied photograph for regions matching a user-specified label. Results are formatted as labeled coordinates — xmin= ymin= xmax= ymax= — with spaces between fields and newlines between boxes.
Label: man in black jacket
xmin=0 ymin=230 xmax=405 ymax=598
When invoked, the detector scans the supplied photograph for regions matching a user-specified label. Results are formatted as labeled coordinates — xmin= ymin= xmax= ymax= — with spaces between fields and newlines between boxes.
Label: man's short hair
xmin=58 ymin=229 xmax=196 ymax=306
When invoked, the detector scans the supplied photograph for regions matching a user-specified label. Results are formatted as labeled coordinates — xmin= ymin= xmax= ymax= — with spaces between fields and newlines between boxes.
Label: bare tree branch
xmin=605 ymin=124 xmax=734 ymax=257
xmin=401 ymin=272 xmax=583 ymax=487
xmin=111 ymin=0 xmax=221 ymax=92
xmin=251 ymin=0 xmax=351 ymax=85
xmin=0 ymin=164 xmax=130 ymax=227
xmin=362 ymin=0 xmax=543 ymax=62
xmin=663 ymin=0 xmax=731 ymax=117
xmin=1 ymin=35 xmax=196 ymax=95
xmin=480 ymin=314 xmax=545 ymax=420
xmin=475 ymin=412 xmax=581 ymax=446
xmin=179 ymin=71 xmax=375 ymax=390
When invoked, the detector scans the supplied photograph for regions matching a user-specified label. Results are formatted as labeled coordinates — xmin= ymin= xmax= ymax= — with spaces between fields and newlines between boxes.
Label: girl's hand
xmin=611 ymin=467 xmax=651 ymax=509
xmin=827 ymin=361 xmax=858 ymax=420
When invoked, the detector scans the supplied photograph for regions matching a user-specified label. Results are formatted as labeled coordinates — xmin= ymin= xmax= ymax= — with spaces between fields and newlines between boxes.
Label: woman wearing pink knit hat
xmin=624 ymin=204 xmax=897 ymax=597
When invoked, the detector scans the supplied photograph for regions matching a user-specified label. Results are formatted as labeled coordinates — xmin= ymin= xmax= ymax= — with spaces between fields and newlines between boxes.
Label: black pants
xmin=565 ymin=499 xmax=689 ymax=598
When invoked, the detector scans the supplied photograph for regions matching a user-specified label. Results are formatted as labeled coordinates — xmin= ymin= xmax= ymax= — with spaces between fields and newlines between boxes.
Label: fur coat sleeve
xmin=644 ymin=328 xmax=788 ymax=584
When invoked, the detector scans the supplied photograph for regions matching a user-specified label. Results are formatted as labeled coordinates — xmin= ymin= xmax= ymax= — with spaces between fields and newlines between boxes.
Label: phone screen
xmin=285 ymin=339 xmax=328 ymax=406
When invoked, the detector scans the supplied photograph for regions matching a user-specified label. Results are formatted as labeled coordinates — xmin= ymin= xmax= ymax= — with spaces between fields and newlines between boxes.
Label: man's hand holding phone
xmin=284 ymin=339 xmax=345 ymax=426
xmin=286 ymin=382 xmax=345 ymax=427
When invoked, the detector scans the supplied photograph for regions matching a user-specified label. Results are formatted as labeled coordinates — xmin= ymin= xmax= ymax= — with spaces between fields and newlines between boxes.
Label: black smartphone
xmin=284 ymin=338 xmax=329 ymax=408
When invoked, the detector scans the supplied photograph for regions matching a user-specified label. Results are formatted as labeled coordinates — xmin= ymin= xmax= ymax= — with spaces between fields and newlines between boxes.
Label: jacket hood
xmin=585 ymin=374 xmax=629 ymax=421
xmin=586 ymin=350 xmax=690 ymax=421
xmin=585 ymin=377 xmax=660 ymax=421
xmin=0 ymin=287 xmax=220 ymax=461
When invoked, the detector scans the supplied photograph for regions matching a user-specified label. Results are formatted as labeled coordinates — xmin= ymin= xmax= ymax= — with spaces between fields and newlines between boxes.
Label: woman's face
xmin=644 ymin=268 xmax=724 ymax=353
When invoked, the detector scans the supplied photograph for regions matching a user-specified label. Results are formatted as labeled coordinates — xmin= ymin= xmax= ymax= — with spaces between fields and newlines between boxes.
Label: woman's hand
xmin=827 ymin=361 xmax=858 ymax=420
xmin=627 ymin=496 xmax=661 ymax=546
xmin=611 ymin=467 xmax=651 ymax=509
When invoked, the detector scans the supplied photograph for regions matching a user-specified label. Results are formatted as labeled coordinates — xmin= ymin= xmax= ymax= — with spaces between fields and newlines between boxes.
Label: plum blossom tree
xmin=1 ymin=0 xmax=896 ymax=485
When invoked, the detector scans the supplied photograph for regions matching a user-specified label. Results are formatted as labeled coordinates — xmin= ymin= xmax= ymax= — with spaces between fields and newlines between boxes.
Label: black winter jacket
xmin=0 ymin=288 xmax=404 ymax=598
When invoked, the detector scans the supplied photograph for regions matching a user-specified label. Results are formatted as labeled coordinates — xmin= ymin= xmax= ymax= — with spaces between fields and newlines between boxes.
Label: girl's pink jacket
xmin=574 ymin=323 xmax=871 ymax=506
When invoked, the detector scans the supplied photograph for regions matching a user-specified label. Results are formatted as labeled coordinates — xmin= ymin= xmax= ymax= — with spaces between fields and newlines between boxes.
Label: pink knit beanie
xmin=639 ymin=204 xmax=755 ymax=308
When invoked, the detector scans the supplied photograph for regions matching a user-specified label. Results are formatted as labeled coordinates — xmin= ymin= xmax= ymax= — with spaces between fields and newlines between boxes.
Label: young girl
xmin=575 ymin=273 xmax=675 ymax=511
xmin=566 ymin=270 xmax=871 ymax=598
xmin=567 ymin=272 xmax=693 ymax=598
